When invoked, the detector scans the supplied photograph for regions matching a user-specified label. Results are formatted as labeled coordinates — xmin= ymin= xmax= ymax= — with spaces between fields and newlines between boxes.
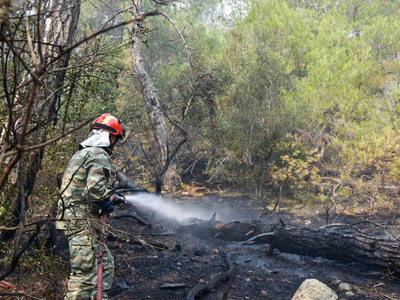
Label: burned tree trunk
xmin=178 ymin=218 xmax=400 ymax=274
xmin=127 ymin=1 xmax=182 ymax=192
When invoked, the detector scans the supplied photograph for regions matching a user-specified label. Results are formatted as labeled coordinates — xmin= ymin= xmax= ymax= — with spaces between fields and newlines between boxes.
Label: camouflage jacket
xmin=56 ymin=146 xmax=114 ymax=232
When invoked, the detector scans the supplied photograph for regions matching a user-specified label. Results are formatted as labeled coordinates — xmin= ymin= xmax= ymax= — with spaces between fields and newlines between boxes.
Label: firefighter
xmin=56 ymin=113 xmax=125 ymax=300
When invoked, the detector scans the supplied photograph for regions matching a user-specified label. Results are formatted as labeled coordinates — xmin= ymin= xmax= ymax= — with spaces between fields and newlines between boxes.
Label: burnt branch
xmin=0 ymin=292 xmax=42 ymax=300
xmin=113 ymin=214 xmax=149 ymax=227
xmin=186 ymin=249 xmax=235 ymax=300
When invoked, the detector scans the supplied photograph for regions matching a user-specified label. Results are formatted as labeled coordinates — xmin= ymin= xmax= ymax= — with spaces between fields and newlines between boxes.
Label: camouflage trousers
xmin=65 ymin=229 xmax=114 ymax=300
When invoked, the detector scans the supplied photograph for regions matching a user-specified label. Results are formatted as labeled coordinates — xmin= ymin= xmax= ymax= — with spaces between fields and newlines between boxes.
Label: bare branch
xmin=1 ymin=36 xmax=38 ymax=81
xmin=10 ymin=39 xmax=63 ymax=47
xmin=157 ymin=12 xmax=192 ymax=65
xmin=322 ymin=221 xmax=400 ymax=242
xmin=25 ymin=15 xmax=37 ymax=66
xmin=242 ymin=232 xmax=275 ymax=245
xmin=14 ymin=158 xmax=26 ymax=257
xmin=98 ymin=5 xmax=135 ymax=32
xmin=0 ymin=226 xmax=20 ymax=231
xmin=0 ymin=118 xmax=93 ymax=160
xmin=44 ymin=60 xmax=104 ymax=74
xmin=0 ymin=224 xmax=41 ymax=281
xmin=207 ymin=155 xmax=232 ymax=183
xmin=0 ymin=78 xmax=34 ymax=100
xmin=0 ymin=77 xmax=40 ymax=190
xmin=159 ymin=136 xmax=187 ymax=178
xmin=44 ymin=11 xmax=160 ymax=71
xmin=139 ymin=140 xmax=157 ymax=174
xmin=36 ymin=0 xmax=44 ymax=65
xmin=184 ymin=151 xmax=207 ymax=174
xmin=151 ymin=0 xmax=177 ymax=5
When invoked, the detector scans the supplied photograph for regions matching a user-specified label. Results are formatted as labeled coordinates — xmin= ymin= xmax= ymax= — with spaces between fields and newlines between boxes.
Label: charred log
xmin=111 ymin=166 xmax=149 ymax=193
xmin=178 ymin=218 xmax=400 ymax=273
xmin=269 ymin=224 xmax=400 ymax=272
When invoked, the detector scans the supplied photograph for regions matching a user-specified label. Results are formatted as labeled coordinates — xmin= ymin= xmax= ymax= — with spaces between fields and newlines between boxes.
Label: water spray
xmin=125 ymin=193 xmax=211 ymax=221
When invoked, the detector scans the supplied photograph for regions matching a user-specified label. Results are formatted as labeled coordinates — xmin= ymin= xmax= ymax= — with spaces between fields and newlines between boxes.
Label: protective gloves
xmin=93 ymin=192 xmax=126 ymax=217
xmin=93 ymin=199 xmax=115 ymax=217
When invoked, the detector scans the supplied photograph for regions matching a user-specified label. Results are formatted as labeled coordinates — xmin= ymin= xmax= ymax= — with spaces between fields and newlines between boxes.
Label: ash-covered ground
xmin=105 ymin=194 xmax=400 ymax=300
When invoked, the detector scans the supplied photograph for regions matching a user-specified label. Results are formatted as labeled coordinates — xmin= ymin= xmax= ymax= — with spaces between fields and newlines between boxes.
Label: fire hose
xmin=97 ymin=213 xmax=107 ymax=300
xmin=96 ymin=188 xmax=149 ymax=299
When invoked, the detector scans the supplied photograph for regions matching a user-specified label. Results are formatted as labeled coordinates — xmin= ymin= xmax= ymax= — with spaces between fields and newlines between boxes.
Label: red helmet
xmin=90 ymin=113 xmax=125 ymax=139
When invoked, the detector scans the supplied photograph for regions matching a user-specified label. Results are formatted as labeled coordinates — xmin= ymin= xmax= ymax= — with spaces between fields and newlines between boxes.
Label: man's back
xmin=57 ymin=146 xmax=114 ymax=231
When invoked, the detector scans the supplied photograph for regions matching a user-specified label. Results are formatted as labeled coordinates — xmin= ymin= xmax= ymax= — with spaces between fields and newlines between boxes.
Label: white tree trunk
xmin=2 ymin=0 xmax=81 ymax=242
xmin=41 ymin=0 xmax=81 ymax=120
xmin=25 ymin=0 xmax=81 ymax=196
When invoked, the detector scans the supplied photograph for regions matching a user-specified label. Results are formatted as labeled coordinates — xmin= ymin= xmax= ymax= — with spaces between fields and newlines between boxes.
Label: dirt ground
xmin=103 ymin=194 xmax=400 ymax=300
xmin=2 ymin=190 xmax=400 ymax=299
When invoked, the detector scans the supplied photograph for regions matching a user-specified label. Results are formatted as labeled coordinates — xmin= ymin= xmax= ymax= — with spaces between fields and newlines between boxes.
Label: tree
xmin=0 ymin=0 xmax=139 ymax=281
xmin=127 ymin=0 xmax=191 ymax=193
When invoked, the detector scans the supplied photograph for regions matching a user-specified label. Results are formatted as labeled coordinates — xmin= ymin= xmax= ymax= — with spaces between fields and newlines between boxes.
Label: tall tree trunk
xmin=41 ymin=0 xmax=81 ymax=124
xmin=25 ymin=0 xmax=81 ymax=195
xmin=3 ymin=0 xmax=81 ymax=242
xmin=127 ymin=0 xmax=182 ymax=192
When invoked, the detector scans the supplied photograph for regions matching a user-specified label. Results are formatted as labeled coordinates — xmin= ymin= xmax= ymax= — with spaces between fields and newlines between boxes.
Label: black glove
xmin=112 ymin=191 xmax=126 ymax=206
xmin=93 ymin=199 xmax=115 ymax=217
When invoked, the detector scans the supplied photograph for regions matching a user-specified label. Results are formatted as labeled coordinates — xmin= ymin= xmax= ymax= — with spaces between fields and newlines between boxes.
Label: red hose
xmin=97 ymin=213 xmax=107 ymax=300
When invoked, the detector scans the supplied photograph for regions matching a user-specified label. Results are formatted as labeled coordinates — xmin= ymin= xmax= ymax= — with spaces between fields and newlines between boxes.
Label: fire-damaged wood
xmin=177 ymin=218 xmax=400 ymax=274
xmin=113 ymin=214 xmax=149 ymax=227
xmin=111 ymin=166 xmax=149 ymax=193
xmin=106 ymin=233 xmax=167 ymax=250
xmin=177 ymin=218 xmax=276 ymax=241
xmin=270 ymin=225 xmax=400 ymax=272
xmin=186 ymin=249 xmax=235 ymax=300
xmin=160 ymin=283 xmax=186 ymax=289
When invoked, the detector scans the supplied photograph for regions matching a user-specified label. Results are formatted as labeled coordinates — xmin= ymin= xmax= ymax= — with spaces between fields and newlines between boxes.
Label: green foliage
xmin=168 ymin=0 xmax=400 ymax=207
xmin=17 ymin=246 xmax=68 ymax=280
xmin=0 ymin=240 xmax=13 ymax=268
xmin=270 ymin=134 xmax=320 ymax=194
xmin=193 ymin=0 xmax=312 ymax=191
